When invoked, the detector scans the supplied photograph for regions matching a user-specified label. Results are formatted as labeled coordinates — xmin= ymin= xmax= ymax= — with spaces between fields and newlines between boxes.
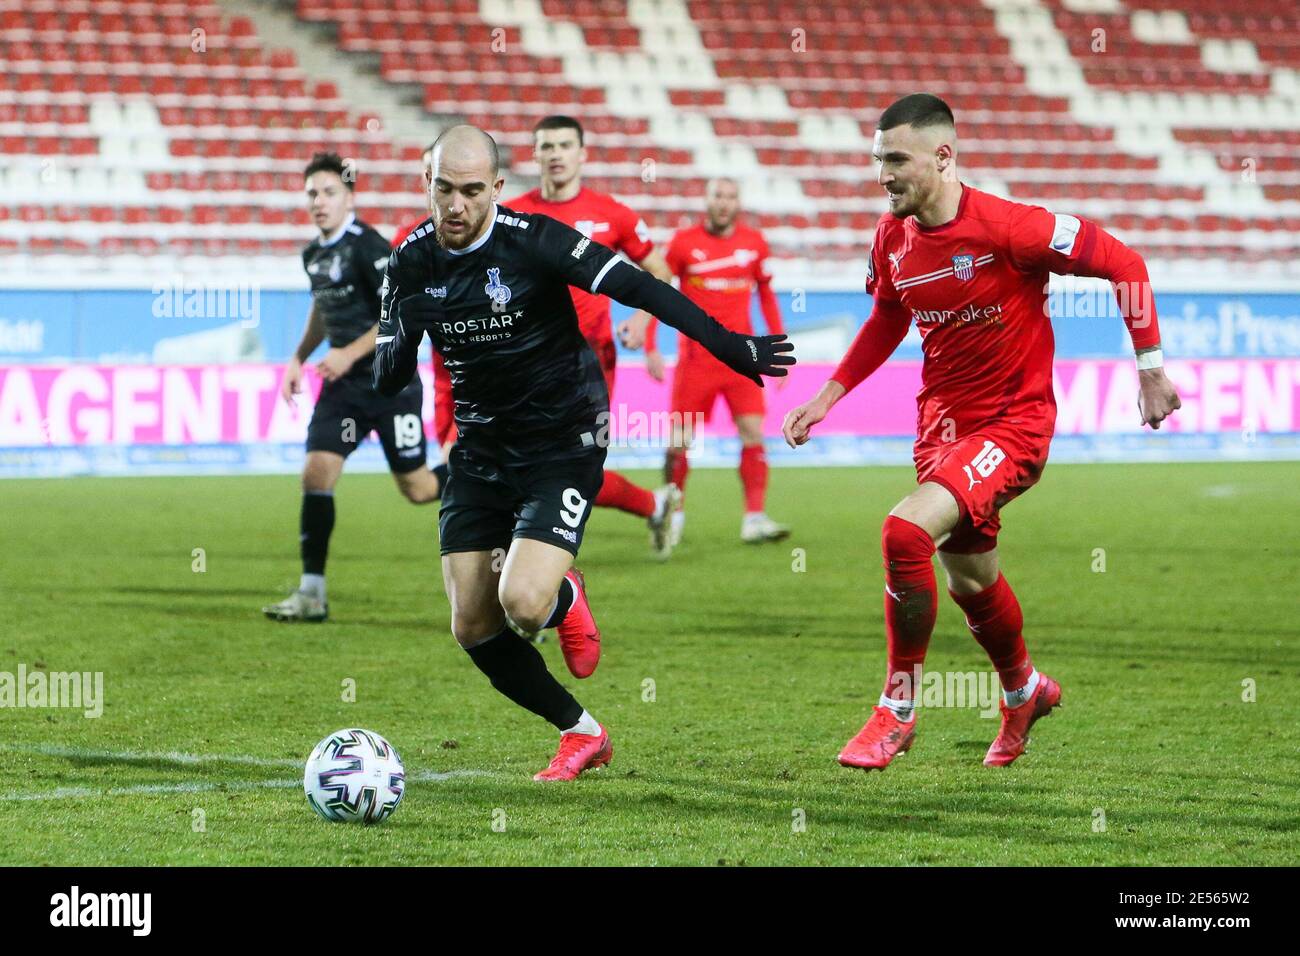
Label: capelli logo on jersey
xmin=910 ymin=303 xmax=1005 ymax=326
xmin=483 ymin=268 xmax=512 ymax=306
xmin=424 ymin=286 xmax=448 ymax=298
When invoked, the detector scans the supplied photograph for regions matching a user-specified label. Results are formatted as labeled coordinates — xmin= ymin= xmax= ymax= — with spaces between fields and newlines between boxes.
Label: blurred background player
xmin=784 ymin=94 xmax=1181 ymax=770
xmin=507 ymin=115 xmax=682 ymax=558
xmin=262 ymin=151 xmax=446 ymax=623
xmin=393 ymin=142 xmax=456 ymax=460
xmin=640 ymin=177 xmax=790 ymax=545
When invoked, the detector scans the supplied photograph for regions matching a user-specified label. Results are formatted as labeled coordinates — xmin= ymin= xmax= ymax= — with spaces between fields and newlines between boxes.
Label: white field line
xmin=0 ymin=743 xmax=495 ymax=801
xmin=1 ymin=743 xmax=303 ymax=768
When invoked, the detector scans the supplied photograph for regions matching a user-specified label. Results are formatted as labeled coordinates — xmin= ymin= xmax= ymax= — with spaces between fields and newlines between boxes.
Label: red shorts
xmin=914 ymin=427 xmax=1050 ymax=554
xmin=671 ymin=358 xmax=764 ymax=422
xmin=592 ymin=337 xmax=616 ymax=396
xmin=433 ymin=364 xmax=456 ymax=447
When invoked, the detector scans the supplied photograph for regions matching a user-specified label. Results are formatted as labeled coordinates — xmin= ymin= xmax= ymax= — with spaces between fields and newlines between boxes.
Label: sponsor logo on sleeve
xmin=571 ymin=236 xmax=591 ymax=259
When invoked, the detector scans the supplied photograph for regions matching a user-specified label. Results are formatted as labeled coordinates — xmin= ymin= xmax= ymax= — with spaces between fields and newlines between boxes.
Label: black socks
xmin=300 ymin=491 xmax=335 ymax=575
xmin=465 ymin=628 xmax=583 ymax=730
xmin=543 ymin=575 xmax=575 ymax=630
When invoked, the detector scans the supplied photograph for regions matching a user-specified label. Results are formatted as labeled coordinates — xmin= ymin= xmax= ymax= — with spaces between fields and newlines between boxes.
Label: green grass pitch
xmin=1 ymin=461 xmax=1296 ymax=865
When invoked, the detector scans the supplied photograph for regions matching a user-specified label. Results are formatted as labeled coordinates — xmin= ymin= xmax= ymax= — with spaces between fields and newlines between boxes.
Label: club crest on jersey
xmin=484 ymin=267 xmax=512 ymax=306
xmin=952 ymin=254 xmax=975 ymax=282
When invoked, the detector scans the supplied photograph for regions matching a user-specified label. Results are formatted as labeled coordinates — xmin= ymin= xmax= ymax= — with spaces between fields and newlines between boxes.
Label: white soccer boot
xmin=740 ymin=512 xmax=791 ymax=544
xmin=262 ymin=589 xmax=329 ymax=622
xmin=647 ymin=483 xmax=683 ymax=559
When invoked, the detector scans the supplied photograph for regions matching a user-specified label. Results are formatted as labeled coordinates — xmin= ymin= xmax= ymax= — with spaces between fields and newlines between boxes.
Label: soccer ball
xmin=304 ymin=728 xmax=406 ymax=824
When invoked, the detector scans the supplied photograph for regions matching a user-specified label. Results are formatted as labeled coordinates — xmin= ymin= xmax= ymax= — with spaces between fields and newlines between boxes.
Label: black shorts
xmin=438 ymin=444 xmax=607 ymax=557
xmin=305 ymin=375 xmax=427 ymax=474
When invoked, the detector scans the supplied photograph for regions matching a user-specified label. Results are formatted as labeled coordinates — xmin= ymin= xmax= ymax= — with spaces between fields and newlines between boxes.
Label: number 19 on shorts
xmin=393 ymin=414 xmax=422 ymax=449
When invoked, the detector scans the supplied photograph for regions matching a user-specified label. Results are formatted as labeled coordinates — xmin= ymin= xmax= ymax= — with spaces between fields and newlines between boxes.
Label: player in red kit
xmin=783 ymin=94 xmax=1182 ymax=770
xmin=642 ymin=177 xmax=790 ymax=544
xmin=507 ymin=115 xmax=683 ymax=558
xmin=392 ymin=142 xmax=456 ymax=457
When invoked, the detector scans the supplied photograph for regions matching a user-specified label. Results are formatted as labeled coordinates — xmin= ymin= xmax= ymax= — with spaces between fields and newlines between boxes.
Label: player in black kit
xmin=263 ymin=152 xmax=447 ymax=623
xmin=374 ymin=126 xmax=794 ymax=780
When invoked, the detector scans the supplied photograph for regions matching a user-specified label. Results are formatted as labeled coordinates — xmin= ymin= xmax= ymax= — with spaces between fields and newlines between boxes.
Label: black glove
xmin=710 ymin=331 xmax=796 ymax=386
xmin=396 ymin=293 xmax=442 ymax=335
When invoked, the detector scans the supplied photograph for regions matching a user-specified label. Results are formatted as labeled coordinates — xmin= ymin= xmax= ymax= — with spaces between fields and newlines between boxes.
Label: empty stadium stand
xmin=1 ymin=0 xmax=1297 ymax=284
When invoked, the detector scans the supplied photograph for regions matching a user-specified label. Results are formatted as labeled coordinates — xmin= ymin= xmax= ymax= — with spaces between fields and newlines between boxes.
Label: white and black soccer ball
xmin=304 ymin=728 xmax=405 ymax=824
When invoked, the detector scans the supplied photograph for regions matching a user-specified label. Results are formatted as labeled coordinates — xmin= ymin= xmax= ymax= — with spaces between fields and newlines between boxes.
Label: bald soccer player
xmin=374 ymin=126 xmax=794 ymax=780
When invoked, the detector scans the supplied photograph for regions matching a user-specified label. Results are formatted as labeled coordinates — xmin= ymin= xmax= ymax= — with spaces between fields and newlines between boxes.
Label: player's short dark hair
xmin=533 ymin=115 xmax=584 ymax=146
xmin=877 ymin=93 xmax=956 ymax=134
xmin=303 ymin=151 xmax=354 ymax=190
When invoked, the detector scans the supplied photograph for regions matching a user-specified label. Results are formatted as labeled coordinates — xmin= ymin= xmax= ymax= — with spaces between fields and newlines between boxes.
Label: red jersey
xmin=391 ymin=217 xmax=423 ymax=248
xmin=649 ymin=221 xmax=783 ymax=364
xmin=505 ymin=187 xmax=654 ymax=347
xmin=835 ymin=185 xmax=1160 ymax=447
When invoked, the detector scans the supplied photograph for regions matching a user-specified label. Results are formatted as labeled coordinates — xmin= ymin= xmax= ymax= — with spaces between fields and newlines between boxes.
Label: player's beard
xmin=435 ymin=206 xmax=488 ymax=251
xmin=886 ymin=185 xmax=916 ymax=218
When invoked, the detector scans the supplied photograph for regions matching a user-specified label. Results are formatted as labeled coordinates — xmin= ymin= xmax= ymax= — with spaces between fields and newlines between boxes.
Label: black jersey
xmin=375 ymin=204 xmax=794 ymax=474
xmin=377 ymin=206 xmax=620 ymax=470
xmin=301 ymin=215 xmax=392 ymax=381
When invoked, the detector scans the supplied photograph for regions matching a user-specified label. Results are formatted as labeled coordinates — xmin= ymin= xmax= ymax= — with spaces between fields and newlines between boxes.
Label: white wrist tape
xmin=1135 ymin=348 xmax=1163 ymax=370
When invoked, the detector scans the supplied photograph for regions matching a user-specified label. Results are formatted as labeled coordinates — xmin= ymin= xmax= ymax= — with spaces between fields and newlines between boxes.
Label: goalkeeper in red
xmin=783 ymin=94 xmax=1182 ymax=770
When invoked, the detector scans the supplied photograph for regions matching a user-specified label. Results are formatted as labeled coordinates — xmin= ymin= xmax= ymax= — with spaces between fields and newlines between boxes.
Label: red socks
xmin=877 ymin=518 xmax=1034 ymax=704
xmin=880 ymin=515 xmax=937 ymax=702
xmin=666 ymin=448 xmax=689 ymax=497
xmin=664 ymin=447 xmax=764 ymax=514
xmin=738 ymin=444 xmax=767 ymax=513
xmin=950 ymin=573 xmax=1033 ymax=692
xmin=594 ymin=470 xmax=655 ymax=518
